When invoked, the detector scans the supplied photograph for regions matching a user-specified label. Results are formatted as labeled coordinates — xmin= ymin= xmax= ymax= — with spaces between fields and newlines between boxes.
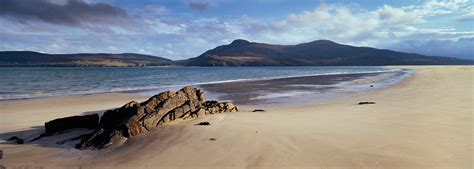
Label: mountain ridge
xmin=184 ymin=39 xmax=473 ymax=66
xmin=1 ymin=39 xmax=472 ymax=67
xmin=0 ymin=51 xmax=173 ymax=67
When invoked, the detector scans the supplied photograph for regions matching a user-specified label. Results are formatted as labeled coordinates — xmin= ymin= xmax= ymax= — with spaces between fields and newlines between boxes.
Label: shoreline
xmin=0 ymin=70 xmax=409 ymax=134
xmin=0 ymin=69 xmax=409 ymax=133
xmin=0 ymin=67 xmax=403 ymax=101
xmin=0 ymin=66 xmax=472 ymax=168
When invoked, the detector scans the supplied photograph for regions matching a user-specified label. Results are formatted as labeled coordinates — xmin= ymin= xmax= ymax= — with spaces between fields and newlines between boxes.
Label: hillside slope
xmin=0 ymin=51 xmax=173 ymax=67
xmin=185 ymin=39 xmax=473 ymax=66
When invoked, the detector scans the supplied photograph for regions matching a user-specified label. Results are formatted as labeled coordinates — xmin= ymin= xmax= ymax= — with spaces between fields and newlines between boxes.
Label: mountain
xmin=185 ymin=39 xmax=473 ymax=66
xmin=0 ymin=51 xmax=173 ymax=67
xmin=2 ymin=40 xmax=472 ymax=67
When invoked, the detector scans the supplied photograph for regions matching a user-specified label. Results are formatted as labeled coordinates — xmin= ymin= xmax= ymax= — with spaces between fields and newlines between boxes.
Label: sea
xmin=0 ymin=66 xmax=411 ymax=106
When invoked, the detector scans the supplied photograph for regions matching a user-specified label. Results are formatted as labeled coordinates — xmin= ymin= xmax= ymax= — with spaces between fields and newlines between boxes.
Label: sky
xmin=0 ymin=0 xmax=473 ymax=60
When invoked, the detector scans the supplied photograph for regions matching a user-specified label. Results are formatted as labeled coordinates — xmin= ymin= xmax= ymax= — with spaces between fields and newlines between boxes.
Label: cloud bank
xmin=0 ymin=0 xmax=130 ymax=26
xmin=0 ymin=0 xmax=472 ymax=60
xmin=387 ymin=38 xmax=474 ymax=60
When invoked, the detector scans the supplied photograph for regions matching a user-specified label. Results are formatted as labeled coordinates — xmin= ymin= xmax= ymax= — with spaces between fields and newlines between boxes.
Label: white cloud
xmin=377 ymin=5 xmax=423 ymax=24
xmin=147 ymin=19 xmax=185 ymax=34
xmin=402 ymin=0 xmax=471 ymax=18
xmin=214 ymin=0 xmax=473 ymax=50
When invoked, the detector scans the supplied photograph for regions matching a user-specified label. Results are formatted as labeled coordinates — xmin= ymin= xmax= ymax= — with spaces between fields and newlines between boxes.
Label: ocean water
xmin=0 ymin=66 xmax=408 ymax=101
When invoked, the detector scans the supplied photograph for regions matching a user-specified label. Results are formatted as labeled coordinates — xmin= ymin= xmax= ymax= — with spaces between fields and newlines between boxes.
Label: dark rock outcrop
xmin=45 ymin=114 xmax=99 ymax=134
xmin=199 ymin=100 xmax=238 ymax=115
xmin=76 ymin=86 xmax=238 ymax=149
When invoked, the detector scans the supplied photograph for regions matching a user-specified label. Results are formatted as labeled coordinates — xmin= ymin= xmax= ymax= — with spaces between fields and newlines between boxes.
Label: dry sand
xmin=0 ymin=93 xmax=148 ymax=134
xmin=0 ymin=66 xmax=472 ymax=169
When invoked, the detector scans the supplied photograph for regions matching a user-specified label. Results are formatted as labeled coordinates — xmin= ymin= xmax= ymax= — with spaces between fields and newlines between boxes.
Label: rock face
xmin=45 ymin=114 xmax=99 ymax=134
xmin=77 ymin=86 xmax=238 ymax=149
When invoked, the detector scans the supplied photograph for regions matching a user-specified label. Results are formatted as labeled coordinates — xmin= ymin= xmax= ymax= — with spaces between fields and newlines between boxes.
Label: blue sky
xmin=0 ymin=0 xmax=473 ymax=59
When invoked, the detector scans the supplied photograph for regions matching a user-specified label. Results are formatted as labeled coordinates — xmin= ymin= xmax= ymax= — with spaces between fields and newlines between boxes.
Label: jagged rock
xmin=201 ymin=101 xmax=238 ymax=114
xmin=7 ymin=136 xmax=24 ymax=144
xmin=77 ymin=86 xmax=237 ymax=149
xmin=45 ymin=114 xmax=99 ymax=134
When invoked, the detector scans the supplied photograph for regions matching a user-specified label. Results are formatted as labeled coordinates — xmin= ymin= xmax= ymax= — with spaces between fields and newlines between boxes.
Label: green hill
xmin=0 ymin=51 xmax=173 ymax=67
xmin=184 ymin=39 xmax=473 ymax=66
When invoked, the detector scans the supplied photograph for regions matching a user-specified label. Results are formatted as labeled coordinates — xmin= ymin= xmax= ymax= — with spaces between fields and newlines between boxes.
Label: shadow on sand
xmin=0 ymin=109 xmax=109 ymax=150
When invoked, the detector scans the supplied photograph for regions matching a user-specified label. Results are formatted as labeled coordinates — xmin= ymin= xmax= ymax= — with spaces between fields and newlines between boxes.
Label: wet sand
xmin=0 ymin=66 xmax=472 ymax=169
xmin=200 ymin=71 xmax=407 ymax=107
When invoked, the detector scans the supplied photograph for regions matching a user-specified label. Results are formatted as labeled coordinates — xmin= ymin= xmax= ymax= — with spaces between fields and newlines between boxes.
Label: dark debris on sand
xmin=196 ymin=121 xmax=211 ymax=125
xmin=358 ymin=101 xmax=376 ymax=105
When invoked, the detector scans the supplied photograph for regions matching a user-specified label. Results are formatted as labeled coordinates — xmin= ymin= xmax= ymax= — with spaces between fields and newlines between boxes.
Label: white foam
xmin=251 ymin=91 xmax=310 ymax=100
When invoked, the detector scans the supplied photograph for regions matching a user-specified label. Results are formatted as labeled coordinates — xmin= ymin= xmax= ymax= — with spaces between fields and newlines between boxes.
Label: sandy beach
xmin=0 ymin=66 xmax=472 ymax=168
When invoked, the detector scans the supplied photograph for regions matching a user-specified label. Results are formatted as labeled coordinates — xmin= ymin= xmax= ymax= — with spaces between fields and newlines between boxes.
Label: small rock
xmin=196 ymin=121 xmax=211 ymax=125
xmin=358 ymin=101 xmax=375 ymax=105
xmin=0 ymin=149 xmax=3 ymax=159
xmin=209 ymin=138 xmax=217 ymax=141
xmin=370 ymin=85 xmax=374 ymax=87
xmin=7 ymin=136 xmax=24 ymax=144
xmin=252 ymin=109 xmax=265 ymax=112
